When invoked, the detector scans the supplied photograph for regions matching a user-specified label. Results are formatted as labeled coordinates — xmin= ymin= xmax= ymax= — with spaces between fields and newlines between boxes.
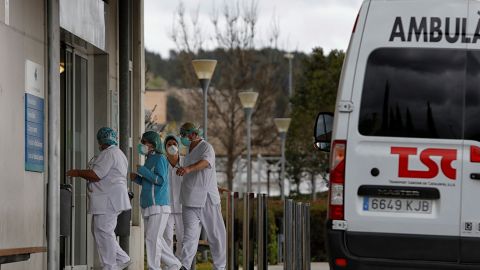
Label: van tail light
xmin=335 ymin=258 xmax=348 ymax=267
xmin=328 ymin=140 xmax=346 ymax=220
xmin=352 ymin=12 xmax=360 ymax=33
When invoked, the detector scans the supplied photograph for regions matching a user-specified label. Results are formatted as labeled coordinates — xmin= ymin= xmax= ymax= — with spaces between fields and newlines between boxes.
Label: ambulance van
xmin=314 ymin=0 xmax=480 ymax=269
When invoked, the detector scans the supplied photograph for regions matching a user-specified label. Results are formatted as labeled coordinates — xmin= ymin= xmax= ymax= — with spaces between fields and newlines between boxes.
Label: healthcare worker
xmin=176 ymin=122 xmax=226 ymax=270
xmin=163 ymin=135 xmax=184 ymax=257
xmin=66 ymin=127 xmax=132 ymax=270
xmin=130 ymin=131 xmax=181 ymax=270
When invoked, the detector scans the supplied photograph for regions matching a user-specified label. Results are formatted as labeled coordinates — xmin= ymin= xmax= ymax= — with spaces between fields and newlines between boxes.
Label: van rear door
xmin=344 ymin=0 xmax=467 ymax=262
xmin=460 ymin=1 xmax=480 ymax=263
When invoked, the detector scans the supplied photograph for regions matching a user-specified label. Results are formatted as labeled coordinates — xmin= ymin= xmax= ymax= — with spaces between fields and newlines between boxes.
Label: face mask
xmin=137 ymin=143 xmax=149 ymax=155
xmin=167 ymin=145 xmax=178 ymax=155
xmin=181 ymin=137 xmax=191 ymax=147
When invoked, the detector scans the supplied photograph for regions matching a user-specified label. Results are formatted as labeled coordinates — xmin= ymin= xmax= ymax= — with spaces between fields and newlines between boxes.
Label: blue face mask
xmin=180 ymin=137 xmax=191 ymax=147
xmin=137 ymin=143 xmax=149 ymax=155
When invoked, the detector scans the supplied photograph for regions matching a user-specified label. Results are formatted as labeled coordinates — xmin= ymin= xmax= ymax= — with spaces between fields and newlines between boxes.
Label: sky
xmin=144 ymin=0 xmax=364 ymax=58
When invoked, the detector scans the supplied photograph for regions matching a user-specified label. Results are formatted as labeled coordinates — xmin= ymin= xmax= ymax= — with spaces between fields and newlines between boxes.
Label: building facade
xmin=0 ymin=0 xmax=146 ymax=269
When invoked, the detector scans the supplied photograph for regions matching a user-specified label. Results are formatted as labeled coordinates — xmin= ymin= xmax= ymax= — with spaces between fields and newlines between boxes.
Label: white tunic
xmin=168 ymin=156 xmax=184 ymax=213
xmin=180 ymin=140 xmax=221 ymax=207
xmin=89 ymin=145 xmax=131 ymax=214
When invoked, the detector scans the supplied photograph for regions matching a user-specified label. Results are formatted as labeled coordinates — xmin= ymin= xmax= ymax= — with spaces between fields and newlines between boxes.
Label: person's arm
xmin=67 ymin=169 xmax=100 ymax=182
xmin=218 ymin=186 xmax=230 ymax=194
xmin=176 ymin=160 xmax=209 ymax=176
xmin=89 ymin=149 xmax=114 ymax=181
xmin=137 ymin=155 xmax=168 ymax=185
xmin=130 ymin=172 xmax=143 ymax=185
xmin=177 ymin=143 xmax=215 ymax=176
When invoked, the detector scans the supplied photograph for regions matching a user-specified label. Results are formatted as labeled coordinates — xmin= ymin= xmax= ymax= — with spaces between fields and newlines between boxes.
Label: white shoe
xmin=118 ymin=260 xmax=133 ymax=269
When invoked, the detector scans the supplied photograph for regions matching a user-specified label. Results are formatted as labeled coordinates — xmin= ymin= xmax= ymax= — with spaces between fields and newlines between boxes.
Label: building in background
xmin=0 ymin=1 xmax=148 ymax=269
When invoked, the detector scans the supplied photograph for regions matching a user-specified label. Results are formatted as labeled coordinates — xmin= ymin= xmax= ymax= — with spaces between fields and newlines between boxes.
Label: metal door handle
xmin=470 ymin=173 xmax=480 ymax=180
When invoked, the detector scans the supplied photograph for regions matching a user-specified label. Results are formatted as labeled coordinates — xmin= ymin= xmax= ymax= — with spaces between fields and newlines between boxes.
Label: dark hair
xmin=164 ymin=135 xmax=179 ymax=148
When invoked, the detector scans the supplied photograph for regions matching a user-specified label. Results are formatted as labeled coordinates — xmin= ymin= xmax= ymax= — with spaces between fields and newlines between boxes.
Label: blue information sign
xmin=25 ymin=93 xmax=44 ymax=172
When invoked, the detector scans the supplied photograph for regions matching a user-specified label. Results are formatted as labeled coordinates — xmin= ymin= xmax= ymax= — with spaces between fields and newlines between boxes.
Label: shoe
xmin=179 ymin=266 xmax=188 ymax=270
xmin=118 ymin=260 xmax=133 ymax=269
xmin=167 ymin=264 xmax=183 ymax=270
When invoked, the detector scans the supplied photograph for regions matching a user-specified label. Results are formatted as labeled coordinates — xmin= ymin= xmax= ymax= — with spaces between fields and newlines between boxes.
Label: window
xmin=358 ymin=48 xmax=465 ymax=139
xmin=465 ymin=51 xmax=480 ymax=142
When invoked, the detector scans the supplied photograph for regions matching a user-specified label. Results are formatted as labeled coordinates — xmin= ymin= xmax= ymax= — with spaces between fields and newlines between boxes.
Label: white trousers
xmin=181 ymin=199 xmax=226 ymax=270
xmin=92 ymin=213 xmax=130 ymax=270
xmin=163 ymin=213 xmax=184 ymax=258
xmin=144 ymin=211 xmax=181 ymax=270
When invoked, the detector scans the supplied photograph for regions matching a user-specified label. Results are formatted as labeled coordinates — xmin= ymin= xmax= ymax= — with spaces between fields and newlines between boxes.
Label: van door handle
xmin=470 ymin=173 xmax=480 ymax=180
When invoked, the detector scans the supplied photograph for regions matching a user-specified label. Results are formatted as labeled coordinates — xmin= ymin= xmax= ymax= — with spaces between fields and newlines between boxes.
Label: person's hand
xmin=129 ymin=172 xmax=138 ymax=180
xmin=218 ymin=187 xmax=230 ymax=194
xmin=66 ymin=169 xmax=79 ymax=178
xmin=176 ymin=166 xmax=191 ymax=176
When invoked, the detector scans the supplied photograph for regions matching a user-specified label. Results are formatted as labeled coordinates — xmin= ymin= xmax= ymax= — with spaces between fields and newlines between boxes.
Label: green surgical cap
xmin=180 ymin=122 xmax=201 ymax=136
xmin=97 ymin=127 xmax=118 ymax=146
xmin=141 ymin=131 xmax=164 ymax=153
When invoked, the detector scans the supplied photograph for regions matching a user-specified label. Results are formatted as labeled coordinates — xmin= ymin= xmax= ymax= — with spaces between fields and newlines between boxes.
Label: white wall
xmin=0 ymin=0 xmax=47 ymax=269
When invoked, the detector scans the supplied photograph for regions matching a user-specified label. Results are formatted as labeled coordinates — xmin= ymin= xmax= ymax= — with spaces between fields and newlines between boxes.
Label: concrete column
xmin=47 ymin=0 xmax=61 ymax=269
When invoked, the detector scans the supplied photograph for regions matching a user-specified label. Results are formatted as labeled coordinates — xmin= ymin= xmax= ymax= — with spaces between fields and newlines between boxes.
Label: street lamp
xmin=274 ymin=118 xmax=291 ymax=200
xmin=239 ymin=90 xmax=259 ymax=193
xmin=284 ymin=53 xmax=294 ymax=98
xmin=192 ymin=59 xmax=217 ymax=141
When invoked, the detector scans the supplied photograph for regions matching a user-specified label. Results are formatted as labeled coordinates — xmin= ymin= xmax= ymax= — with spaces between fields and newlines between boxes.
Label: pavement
xmin=265 ymin=263 xmax=329 ymax=270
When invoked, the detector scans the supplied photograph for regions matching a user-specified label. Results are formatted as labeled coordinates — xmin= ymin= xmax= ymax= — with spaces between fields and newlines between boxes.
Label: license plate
xmin=363 ymin=197 xmax=432 ymax=214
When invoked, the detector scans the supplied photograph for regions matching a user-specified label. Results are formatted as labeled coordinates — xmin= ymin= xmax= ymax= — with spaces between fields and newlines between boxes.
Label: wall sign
xmin=25 ymin=60 xmax=44 ymax=172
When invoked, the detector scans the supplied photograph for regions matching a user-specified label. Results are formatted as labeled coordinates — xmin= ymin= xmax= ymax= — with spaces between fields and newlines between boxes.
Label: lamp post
xmin=284 ymin=53 xmax=294 ymax=98
xmin=238 ymin=90 xmax=259 ymax=193
xmin=192 ymin=59 xmax=217 ymax=141
xmin=274 ymin=118 xmax=291 ymax=200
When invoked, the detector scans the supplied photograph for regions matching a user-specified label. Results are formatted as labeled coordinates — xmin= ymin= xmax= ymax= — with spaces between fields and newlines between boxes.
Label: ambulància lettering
xmin=389 ymin=17 xmax=480 ymax=43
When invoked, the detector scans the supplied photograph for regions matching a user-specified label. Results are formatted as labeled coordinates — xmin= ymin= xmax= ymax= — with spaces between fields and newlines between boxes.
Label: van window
xmin=358 ymin=48 xmax=465 ymax=139
xmin=465 ymin=51 xmax=480 ymax=142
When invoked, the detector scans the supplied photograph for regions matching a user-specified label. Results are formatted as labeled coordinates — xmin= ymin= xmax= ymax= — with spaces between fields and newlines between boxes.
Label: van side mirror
xmin=314 ymin=112 xmax=334 ymax=152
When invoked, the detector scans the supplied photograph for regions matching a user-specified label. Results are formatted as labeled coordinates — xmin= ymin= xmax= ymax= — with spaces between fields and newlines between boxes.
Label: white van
xmin=314 ymin=0 xmax=480 ymax=269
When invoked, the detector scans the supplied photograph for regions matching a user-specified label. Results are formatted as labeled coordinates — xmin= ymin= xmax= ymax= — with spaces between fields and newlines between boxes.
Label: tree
xmin=145 ymin=105 xmax=164 ymax=132
xmin=169 ymin=1 xmax=290 ymax=190
xmin=166 ymin=95 xmax=184 ymax=122
xmin=286 ymin=48 xmax=345 ymax=199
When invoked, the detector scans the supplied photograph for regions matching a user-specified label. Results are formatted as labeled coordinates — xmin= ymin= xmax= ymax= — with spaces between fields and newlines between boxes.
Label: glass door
xmin=60 ymin=45 xmax=89 ymax=269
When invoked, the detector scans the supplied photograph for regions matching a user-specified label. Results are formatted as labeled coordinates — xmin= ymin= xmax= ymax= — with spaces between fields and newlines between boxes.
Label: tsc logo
xmin=391 ymin=147 xmax=457 ymax=180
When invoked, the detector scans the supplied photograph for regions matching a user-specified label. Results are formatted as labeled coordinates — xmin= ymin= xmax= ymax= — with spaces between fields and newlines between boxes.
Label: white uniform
xmin=163 ymin=156 xmax=184 ymax=257
xmin=180 ymin=140 xmax=226 ymax=270
xmin=142 ymin=205 xmax=181 ymax=270
xmin=89 ymin=145 xmax=131 ymax=270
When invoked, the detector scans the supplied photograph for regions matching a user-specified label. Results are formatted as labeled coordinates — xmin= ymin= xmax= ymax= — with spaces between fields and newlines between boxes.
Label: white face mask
xmin=137 ymin=143 xmax=149 ymax=156
xmin=167 ymin=145 xmax=178 ymax=156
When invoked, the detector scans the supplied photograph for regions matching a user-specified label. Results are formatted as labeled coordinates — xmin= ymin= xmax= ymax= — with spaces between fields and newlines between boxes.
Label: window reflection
xmin=359 ymin=48 xmax=465 ymax=139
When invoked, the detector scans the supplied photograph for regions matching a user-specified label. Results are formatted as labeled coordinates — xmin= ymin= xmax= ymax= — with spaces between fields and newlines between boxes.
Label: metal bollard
xmin=243 ymin=193 xmax=255 ymax=270
xmin=290 ymin=201 xmax=294 ymax=270
xmin=257 ymin=194 xmax=268 ymax=270
xmin=303 ymin=203 xmax=311 ymax=270
xmin=284 ymin=199 xmax=293 ymax=270
xmin=227 ymin=192 xmax=235 ymax=270
xmin=295 ymin=203 xmax=303 ymax=270
xmin=283 ymin=200 xmax=287 ymax=270
xmin=292 ymin=202 xmax=297 ymax=270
